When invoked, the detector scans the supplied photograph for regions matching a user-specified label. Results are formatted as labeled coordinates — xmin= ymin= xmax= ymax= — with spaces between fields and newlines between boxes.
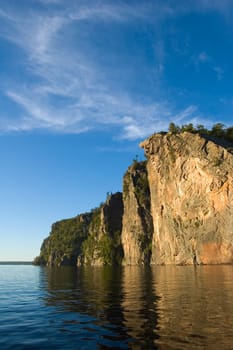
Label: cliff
xmin=80 ymin=192 xmax=123 ymax=266
xmin=121 ymin=161 xmax=153 ymax=265
xmin=34 ymin=192 xmax=123 ymax=266
xmin=140 ymin=132 xmax=233 ymax=265
xmin=34 ymin=131 xmax=233 ymax=266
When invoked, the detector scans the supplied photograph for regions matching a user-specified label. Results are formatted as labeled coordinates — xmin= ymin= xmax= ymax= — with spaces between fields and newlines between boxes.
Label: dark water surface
xmin=1 ymin=265 xmax=233 ymax=349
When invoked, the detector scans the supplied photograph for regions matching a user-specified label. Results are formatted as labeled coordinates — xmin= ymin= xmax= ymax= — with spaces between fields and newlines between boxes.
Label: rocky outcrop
xmin=34 ymin=192 xmax=123 ymax=266
xmin=35 ymin=131 xmax=233 ymax=266
xmin=80 ymin=192 xmax=123 ymax=266
xmin=33 ymin=213 xmax=92 ymax=266
xmin=121 ymin=161 xmax=153 ymax=265
xmin=140 ymin=132 xmax=233 ymax=265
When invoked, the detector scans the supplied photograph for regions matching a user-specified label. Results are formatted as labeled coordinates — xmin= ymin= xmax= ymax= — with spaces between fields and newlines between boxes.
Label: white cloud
xmin=119 ymin=104 xmax=203 ymax=140
xmin=6 ymin=84 xmax=200 ymax=139
xmin=7 ymin=91 xmax=64 ymax=126
xmin=0 ymin=1 xmax=222 ymax=139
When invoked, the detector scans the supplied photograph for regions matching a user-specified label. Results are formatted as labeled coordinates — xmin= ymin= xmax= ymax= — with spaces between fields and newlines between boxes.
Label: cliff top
xmin=140 ymin=130 xmax=233 ymax=156
xmin=140 ymin=131 xmax=233 ymax=181
xmin=140 ymin=123 xmax=233 ymax=150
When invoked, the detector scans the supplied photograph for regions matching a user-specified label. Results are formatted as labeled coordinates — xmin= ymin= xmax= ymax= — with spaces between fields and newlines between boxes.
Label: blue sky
xmin=0 ymin=0 xmax=233 ymax=260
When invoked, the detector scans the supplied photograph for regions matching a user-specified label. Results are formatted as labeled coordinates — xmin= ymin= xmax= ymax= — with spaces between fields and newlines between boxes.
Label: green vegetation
xmin=137 ymin=231 xmax=152 ymax=256
xmin=34 ymin=214 xmax=91 ymax=266
xmin=34 ymin=193 xmax=124 ymax=267
xmin=168 ymin=122 xmax=233 ymax=143
xmin=35 ymin=121 xmax=233 ymax=267
xmin=134 ymin=171 xmax=150 ymax=209
xmin=124 ymin=160 xmax=151 ymax=207
xmin=168 ymin=122 xmax=182 ymax=134
xmin=130 ymin=160 xmax=151 ymax=209
xmin=124 ymin=160 xmax=151 ymax=206
xmin=81 ymin=235 xmax=96 ymax=264
xmin=81 ymin=230 xmax=123 ymax=265
xmin=89 ymin=207 xmax=102 ymax=232
xmin=130 ymin=161 xmax=153 ymax=263
xmin=123 ymin=171 xmax=130 ymax=196
xmin=98 ymin=231 xmax=123 ymax=265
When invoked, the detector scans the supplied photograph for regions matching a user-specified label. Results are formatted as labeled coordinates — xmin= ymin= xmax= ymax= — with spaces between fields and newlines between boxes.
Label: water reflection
xmin=153 ymin=266 xmax=233 ymax=349
xmin=122 ymin=266 xmax=159 ymax=349
xmin=42 ymin=266 xmax=132 ymax=349
xmin=39 ymin=265 xmax=233 ymax=349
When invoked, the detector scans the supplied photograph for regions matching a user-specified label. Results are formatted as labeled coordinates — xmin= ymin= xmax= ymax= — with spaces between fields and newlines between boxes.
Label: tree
xmin=196 ymin=124 xmax=208 ymax=135
xmin=168 ymin=122 xmax=180 ymax=134
xmin=226 ymin=126 xmax=233 ymax=142
xmin=181 ymin=123 xmax=195 ymax=133
xmin=210 ymin=123 xmax=225 ymax=138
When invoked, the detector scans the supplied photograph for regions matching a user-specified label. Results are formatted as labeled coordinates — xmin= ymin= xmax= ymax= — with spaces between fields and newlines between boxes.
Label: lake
xmin=0 ymin=264 xmax=233 ymax=349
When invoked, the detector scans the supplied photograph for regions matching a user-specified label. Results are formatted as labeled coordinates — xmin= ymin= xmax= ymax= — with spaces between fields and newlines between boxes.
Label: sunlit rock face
xmin=140 ymin=132 xmax=233 ymax=265
xmin=35 ymin=131 xmax=233 ymax=266
xmin=121 ymin=161 xmax=153 ymax=265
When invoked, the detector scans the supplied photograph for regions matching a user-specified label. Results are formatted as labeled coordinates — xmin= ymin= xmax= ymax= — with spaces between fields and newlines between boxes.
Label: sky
xmin=0 ymin=0 xmax=233 ymax=261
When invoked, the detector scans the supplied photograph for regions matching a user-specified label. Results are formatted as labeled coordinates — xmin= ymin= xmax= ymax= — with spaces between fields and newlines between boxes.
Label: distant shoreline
xmin=0 ymin=261 xmax=32 ymax=265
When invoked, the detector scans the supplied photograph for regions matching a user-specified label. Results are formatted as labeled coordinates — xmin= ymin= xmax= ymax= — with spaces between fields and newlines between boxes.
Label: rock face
xmin=121 ymin=161 xmax=153 ymax=265
xmin=34 ymin=132 xmax=233 ymax=266
xmin=33 ymin=213 xmax=92 ymax=266
xmin=34 ymin=192 xmax=123 ymax=266
xmin=81 ymin=192 xmax=123 ymax=266
xmin=140 ymin=132 xmax=233 ymax=265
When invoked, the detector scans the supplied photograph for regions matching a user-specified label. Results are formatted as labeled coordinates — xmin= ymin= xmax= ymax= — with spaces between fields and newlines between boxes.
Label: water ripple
xmin=1 ymin=265 xmax=233 ymax=349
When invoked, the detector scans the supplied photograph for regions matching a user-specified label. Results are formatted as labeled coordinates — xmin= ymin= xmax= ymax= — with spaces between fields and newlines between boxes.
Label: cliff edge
xmin=34 ymin=131 xmax=233 ymax=266
xmin=140 ymin=132 xmax=233 ymax=264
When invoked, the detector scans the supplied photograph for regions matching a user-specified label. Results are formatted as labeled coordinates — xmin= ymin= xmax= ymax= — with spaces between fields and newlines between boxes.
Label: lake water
xmin=1 ymin=264 xmax=233 ymax=350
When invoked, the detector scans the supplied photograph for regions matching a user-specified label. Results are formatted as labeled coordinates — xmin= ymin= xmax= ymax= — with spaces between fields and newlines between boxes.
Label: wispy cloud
xmin=196 ymin=0 xmax=233 ymax=14
xmin=39 ymin=0 xmax=62 ymax=3
xmin=213 ymin=66 xmax=224 ymax=80
xmin=197 ymin=52 xmax=210 ymax=63
xmin=192 ymin=51 xmax=224 ymax=81
xmin=0 ymin=1 xmax=228 ymax=139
